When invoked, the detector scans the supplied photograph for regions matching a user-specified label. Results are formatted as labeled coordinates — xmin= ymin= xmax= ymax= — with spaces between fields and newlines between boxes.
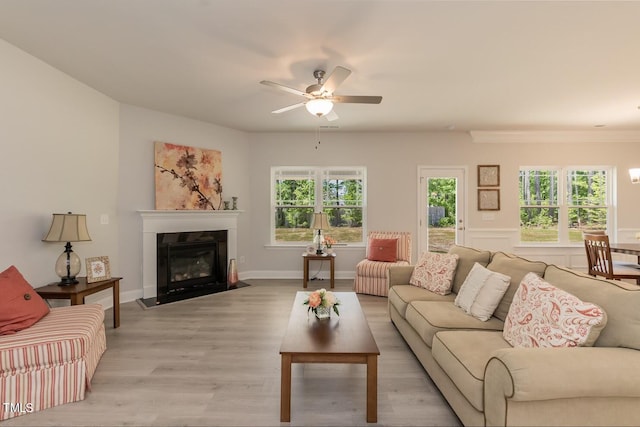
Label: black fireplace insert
xmin=156 ymin=230 xmax=227 ymax=304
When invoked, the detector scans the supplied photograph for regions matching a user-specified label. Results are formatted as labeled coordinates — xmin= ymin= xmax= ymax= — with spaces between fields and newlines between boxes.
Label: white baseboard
xmin=239 ymin=270 xmax=355 ymax=281
xmin=116 ymin=272 xmax=355 ymax=305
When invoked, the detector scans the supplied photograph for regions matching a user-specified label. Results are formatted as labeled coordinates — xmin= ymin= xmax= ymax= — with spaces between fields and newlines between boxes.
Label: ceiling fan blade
xmin=321 ymin=66 xmax=351 ymax=94
xmin=260 ymin=80 xmax=307 ymax=97
xmin=332 ymin=95 xmax=382 ymax=104
xmin=271 ymin=102 xmax=305 ymax=114
xmin=325 ymin=110 xmax=339 ymax=122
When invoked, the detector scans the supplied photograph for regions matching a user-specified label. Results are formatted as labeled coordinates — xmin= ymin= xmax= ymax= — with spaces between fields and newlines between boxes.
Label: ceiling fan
xmin=260 ymin=66 xmax=382 ymax=121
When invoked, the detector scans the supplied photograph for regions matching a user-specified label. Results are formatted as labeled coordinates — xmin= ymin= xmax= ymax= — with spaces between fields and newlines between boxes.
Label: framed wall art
xmin=477 ymin=165 xmax=500 ymax=187
xmin=154 ymin=141 xmax=223 ymax=210
xmin=86 ymin=256 xmax=111 ymax=283
xmin=478 ymin=189 xmax=500 ymax=211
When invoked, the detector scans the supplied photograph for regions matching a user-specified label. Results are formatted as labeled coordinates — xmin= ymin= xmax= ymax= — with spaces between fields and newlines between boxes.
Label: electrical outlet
xmin=239 ymin=256 xmax=245 ymax=264
xmin=100 ymin=214 xmax=109 ymax=225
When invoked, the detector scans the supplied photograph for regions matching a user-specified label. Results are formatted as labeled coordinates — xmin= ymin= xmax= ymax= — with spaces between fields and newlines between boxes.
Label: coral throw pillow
xmin=0 ymin=265 xmax=50 ymax=335
xmin=409 ymin=251 xmax=459 ymax=295
xmin=367 ymin=238 xmax=398 ymax=262
xmin=503 ymin=272 xmax=607 ymax=348
xmin=455 ymin=262 xmax=511 ymax=321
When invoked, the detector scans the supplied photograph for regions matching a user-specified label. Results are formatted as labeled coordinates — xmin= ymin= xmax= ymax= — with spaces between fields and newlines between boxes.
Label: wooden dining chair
xmin=584 ymin=234 xmax=640 ymax=285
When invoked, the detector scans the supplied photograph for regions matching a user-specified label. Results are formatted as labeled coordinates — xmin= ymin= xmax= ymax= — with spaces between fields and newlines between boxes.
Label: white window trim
xmin=271 ymin=166 xmax=367 ymax=246
xmin=519 ymin=165 xmax=615 ymax=245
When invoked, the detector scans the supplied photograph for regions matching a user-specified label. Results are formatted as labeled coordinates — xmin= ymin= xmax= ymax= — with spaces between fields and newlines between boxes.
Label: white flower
xmin=324 ymin=291 xmax=337 ymax=307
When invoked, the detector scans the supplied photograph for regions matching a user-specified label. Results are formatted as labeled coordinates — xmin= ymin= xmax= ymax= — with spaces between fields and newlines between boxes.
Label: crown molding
xmin=470 ymin=130 xmax=640 ymax=144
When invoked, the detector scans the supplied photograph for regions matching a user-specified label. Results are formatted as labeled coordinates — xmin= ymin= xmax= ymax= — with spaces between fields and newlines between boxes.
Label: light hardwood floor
xmin=4 ymin=280 xmax=461 ymax=426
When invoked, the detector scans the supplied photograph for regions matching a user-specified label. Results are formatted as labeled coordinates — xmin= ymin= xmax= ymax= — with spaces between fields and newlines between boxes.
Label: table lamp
xmin=311 ymin=212 xmax=330 ymax=255
xmin=42 ymin=212 xmax=92 ymax=285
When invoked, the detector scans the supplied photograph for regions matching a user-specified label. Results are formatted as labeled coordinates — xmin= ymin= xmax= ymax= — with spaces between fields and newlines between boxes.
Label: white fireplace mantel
xmin=139 ymin=210 xmax=242 ymax=299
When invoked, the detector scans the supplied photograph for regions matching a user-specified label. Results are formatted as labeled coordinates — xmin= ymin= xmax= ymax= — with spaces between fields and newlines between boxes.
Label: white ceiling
xmin=1 ymin=0 xmax=640 ymax=133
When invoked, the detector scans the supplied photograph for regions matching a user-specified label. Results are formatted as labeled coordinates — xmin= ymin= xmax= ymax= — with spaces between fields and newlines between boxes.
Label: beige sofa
xmin=388 ymin=245 xmax=640 ymax=427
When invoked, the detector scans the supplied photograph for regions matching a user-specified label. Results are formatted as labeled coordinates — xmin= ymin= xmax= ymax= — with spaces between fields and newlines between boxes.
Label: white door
xmin=418 ymin=167 xmax=466 ymax=255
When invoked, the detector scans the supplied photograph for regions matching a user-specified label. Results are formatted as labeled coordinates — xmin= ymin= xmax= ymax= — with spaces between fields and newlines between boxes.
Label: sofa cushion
xmin=448 ymin=245 xmax=492 ymax=294
xmin=455 ymin=262 xmax=511 ymax=321
xmin=389 ymin=285 xmax=456 ymax=318
xmin=485 ymin=252 xmax=548 ymax=321
xmin=503 ymin=272 xmax=607 ymax=348
xmin=410 ymin=251 xmax=459 ymax=295
xmin=432 ymin=331 xmax=511 ymax=411
xmin=543 ymin=265 xmax=640 ymax=350
xmin=356 ymin=258 xmax=410 ymax=279
xmin=367 ymin=238 xmax=398 ymax=262
xmin=0 ymin=265 xmax=50 ymax=335
xmin=405 ymin=301 xmax=504 ymax=347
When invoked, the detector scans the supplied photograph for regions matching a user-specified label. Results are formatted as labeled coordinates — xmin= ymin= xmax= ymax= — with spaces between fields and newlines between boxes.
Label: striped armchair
xmin=353 ymin=231 xmax=412 ymax=297
xmin=0 ymin=304 xmax=106 ymax=420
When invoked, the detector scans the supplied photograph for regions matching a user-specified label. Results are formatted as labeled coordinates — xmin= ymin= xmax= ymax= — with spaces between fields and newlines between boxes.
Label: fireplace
xmin=139 ymin=210 xmax=241 ymax=302
xmin=156 ymin=230 xmax=228 ymax=304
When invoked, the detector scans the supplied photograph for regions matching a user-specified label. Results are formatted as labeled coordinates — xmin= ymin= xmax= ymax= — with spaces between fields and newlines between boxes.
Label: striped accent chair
xmin=353 ymin=231 xmax=412 ymax=297
xmin=0 ymin=304 xmax=106 ymax=420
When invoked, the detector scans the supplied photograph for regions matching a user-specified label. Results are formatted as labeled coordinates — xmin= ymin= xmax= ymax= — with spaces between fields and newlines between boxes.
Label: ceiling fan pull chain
xmin=315 ymin=127 xmax=321 ymax=150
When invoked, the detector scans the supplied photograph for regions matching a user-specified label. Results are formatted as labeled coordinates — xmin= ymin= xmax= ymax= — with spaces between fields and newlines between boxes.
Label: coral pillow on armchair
xmin=0 ymin=265 xmax=50 ymax=335
xmin=367 ymin=238 xmax=398 ymax=262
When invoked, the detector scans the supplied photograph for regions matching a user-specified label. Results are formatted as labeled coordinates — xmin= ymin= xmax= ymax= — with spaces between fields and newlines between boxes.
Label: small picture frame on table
xmin=478 ymin=165 xmax=500 ymax=187
xmin=478 ymin=189 xmax=500 ymax=211
xmin=86 ymin=256 xmax=111 ymax=283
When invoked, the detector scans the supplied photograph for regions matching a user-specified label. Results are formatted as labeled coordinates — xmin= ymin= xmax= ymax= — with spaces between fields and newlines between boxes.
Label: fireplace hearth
xmin=156 ymin=230 xmax=227 ymax=305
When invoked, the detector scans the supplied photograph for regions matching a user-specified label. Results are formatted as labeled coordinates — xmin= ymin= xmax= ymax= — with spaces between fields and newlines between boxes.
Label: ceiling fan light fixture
xmin=305 ymin=98 xmax=333 ymax=117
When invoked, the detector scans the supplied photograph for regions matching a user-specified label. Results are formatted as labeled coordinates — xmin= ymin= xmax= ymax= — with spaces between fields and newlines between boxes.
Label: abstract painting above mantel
xmin=154 ymin=142 xmax=223 ymax=210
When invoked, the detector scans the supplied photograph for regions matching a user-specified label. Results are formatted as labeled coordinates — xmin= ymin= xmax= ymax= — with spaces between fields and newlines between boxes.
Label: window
xmin=519 ymin=167 xmax=612 ymax=244
xmin=272 ymin=167 xmax=366 ymax=245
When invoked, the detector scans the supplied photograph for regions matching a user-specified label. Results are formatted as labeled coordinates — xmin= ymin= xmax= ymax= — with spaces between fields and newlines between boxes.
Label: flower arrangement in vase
xmin=324 ymin=235 xmax=336 ymax=254
xmin=303 ymin=288 xmax=340 ymax=320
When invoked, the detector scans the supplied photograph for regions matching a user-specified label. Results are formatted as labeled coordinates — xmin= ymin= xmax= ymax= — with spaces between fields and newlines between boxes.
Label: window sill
xmin=513 ymin=243 xmax=584 ymax=249
xmin=264 ymin=244 xmax=365 ymax=250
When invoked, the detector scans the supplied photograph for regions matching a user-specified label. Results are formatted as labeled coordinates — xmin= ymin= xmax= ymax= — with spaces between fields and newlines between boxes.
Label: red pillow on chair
xmin=0 ymin=265 xmax=50 ymax=335
xmin=367 ymin=238 xmax=398 ymax=262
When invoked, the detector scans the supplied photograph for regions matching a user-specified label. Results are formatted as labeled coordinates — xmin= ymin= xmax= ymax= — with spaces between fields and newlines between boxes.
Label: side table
xmin=302 ymin=253 xmax=335 ymax=289
xmin=36 ymin=277 xmax=122 ymax=328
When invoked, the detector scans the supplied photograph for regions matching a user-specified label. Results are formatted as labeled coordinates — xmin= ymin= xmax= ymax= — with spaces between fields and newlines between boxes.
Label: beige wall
xmin=0 ymin=39 xmax=120 ymax=296
xmin=2 ymin=38 xmax=639 ymax=304
xmin=117 ymin=105 xmax=251 ymax=302
xmin=245 ymin=131 xmax=640 ymax=278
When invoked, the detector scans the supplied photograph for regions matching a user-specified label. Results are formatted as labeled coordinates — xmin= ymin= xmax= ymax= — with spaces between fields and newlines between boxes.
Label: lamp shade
xmin=629 ymin=168 xmax=640 ymax=184
xmin=305 ymin=99 xmax=334 ymax=117
xmin=43 ymin=213 xmax=91 ymax=242
xmin=311 ymin=212 xmax=330 ymax=230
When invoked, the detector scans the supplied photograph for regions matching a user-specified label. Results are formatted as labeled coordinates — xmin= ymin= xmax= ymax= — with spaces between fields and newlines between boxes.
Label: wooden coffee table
xmin=279 ymin=291 xmax=380 ymax=423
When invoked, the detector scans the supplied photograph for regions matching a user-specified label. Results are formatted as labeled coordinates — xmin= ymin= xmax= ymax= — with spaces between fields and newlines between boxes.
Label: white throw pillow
xmin=454 ymin=262 xmax=511 ymax=321
xmin=409 ymin=251 xmax=459 ymax=295
xmin=503 ymin=272 xmax=607 ymax=348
